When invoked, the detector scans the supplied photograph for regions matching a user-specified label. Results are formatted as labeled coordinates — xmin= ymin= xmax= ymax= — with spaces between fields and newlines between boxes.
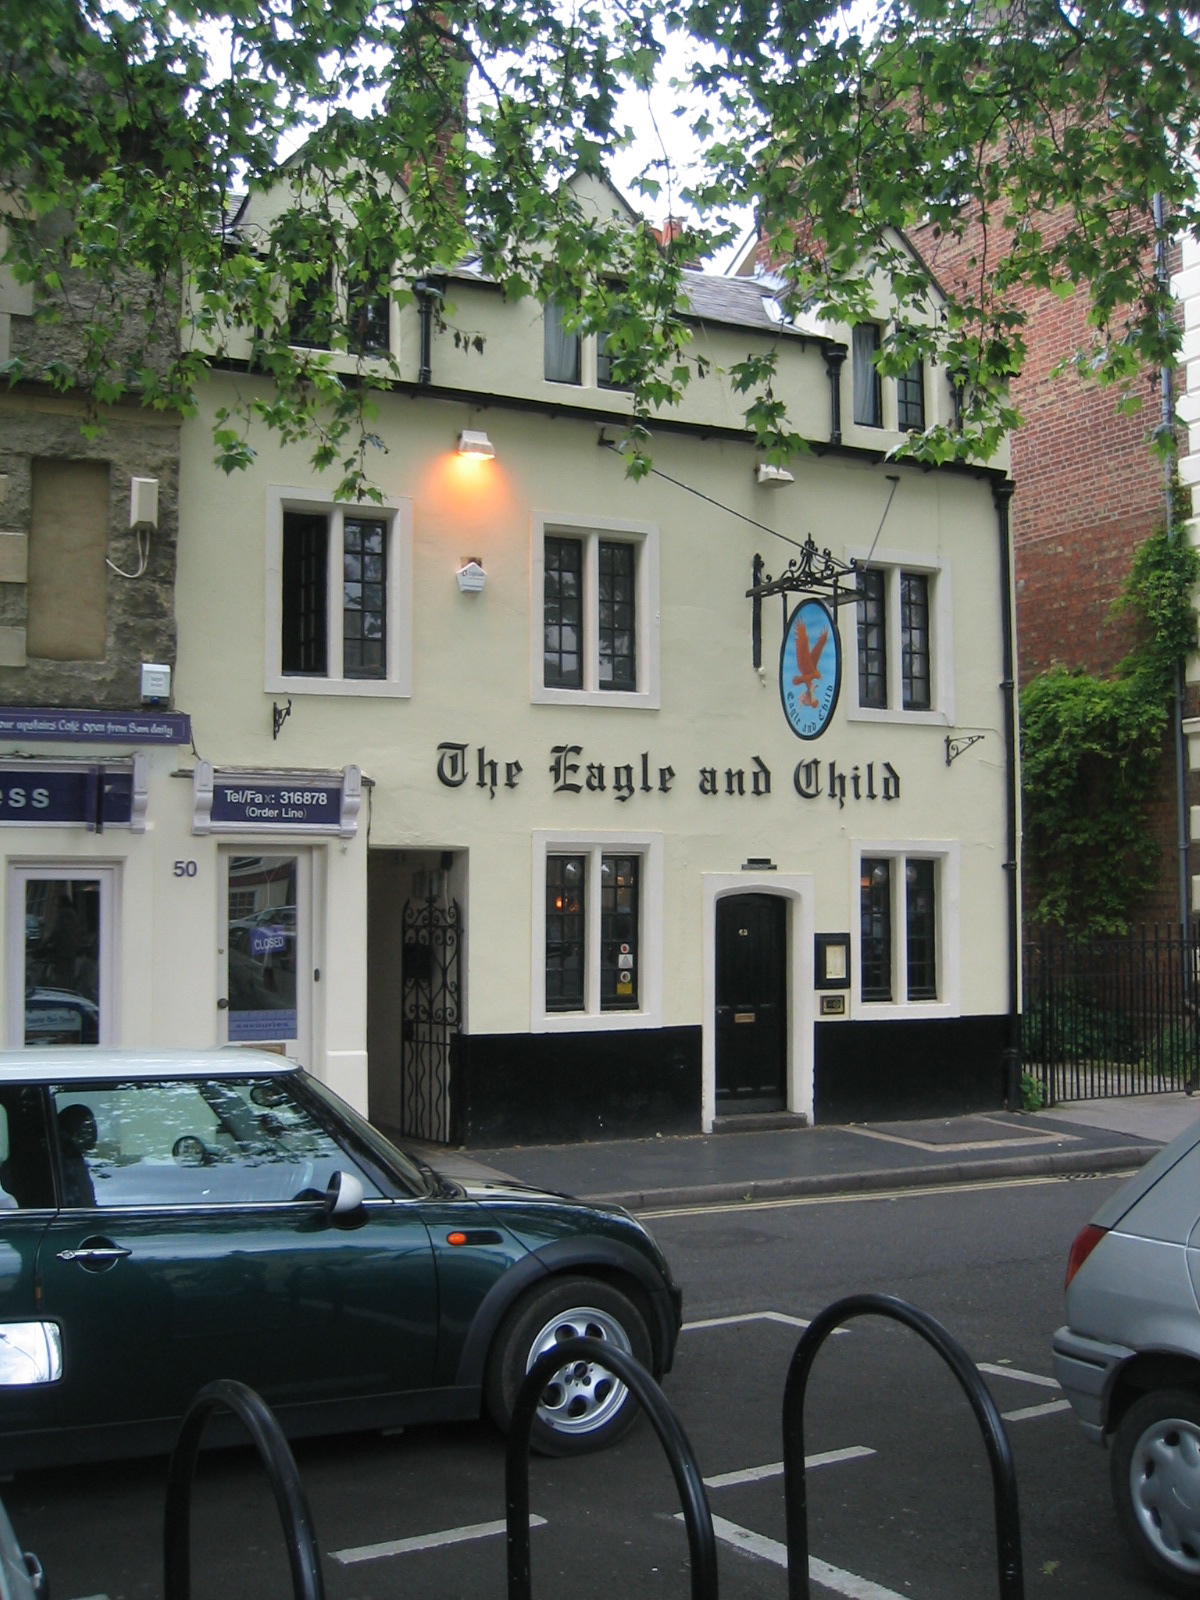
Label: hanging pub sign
xmin=192 ymin=763 xmax=362 ymax=837
xmin=780 ymin=599 xmax=841 ymax=740
xmin=0 ymin=757 xmax=147 ymax=831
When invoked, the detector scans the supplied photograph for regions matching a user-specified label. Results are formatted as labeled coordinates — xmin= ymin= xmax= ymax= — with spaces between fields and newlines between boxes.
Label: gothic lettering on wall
xmin=794 ymin=759 xmax=900 ymax=806
xmin=436 ymin=744 xmax=902 ymax=806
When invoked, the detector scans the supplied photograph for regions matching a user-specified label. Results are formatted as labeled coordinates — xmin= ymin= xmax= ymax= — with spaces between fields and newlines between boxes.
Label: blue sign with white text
xmin=211 ymin=780 xmax=342 ymax=830
xmin=0 ymin=708 xmax=190 ymax=744
xmin=0 ymin=767 xmax=133 ymax=826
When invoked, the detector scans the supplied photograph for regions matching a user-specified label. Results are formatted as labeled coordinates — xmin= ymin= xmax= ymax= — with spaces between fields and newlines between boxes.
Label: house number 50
xmin=173 ymin=860 xmax=198 ymax=878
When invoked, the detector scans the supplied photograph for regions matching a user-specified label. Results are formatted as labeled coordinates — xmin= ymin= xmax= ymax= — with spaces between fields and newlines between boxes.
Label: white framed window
xmin=6 ymin=864 xmax=120 ymax=1046
xmin=847 ymin=551 xmax=953 ymax=725
xmin=265 ymin=486 xmax=413 ymax=697
xmin=531 ymin=513 xmax=660 ymax=708
xmin=532 ymin=831 xmax=663 ymax=1032
xmin=850 ymin=842 xmax=959 ymax=1018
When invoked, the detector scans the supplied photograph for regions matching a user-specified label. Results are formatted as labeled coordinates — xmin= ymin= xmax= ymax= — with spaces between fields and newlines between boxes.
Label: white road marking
xmin=640 ymin=1170 xmax=1129 ymax=1220
xmin=977 ymin=1362 xmax=1061 ymax=1389
xmin=1001 ymin=1398 xmax=1073 ymax=1423
xmin=682 ymin=1310 xmax=847 ymax=1335
xmin=692 ymin=1515 xmax=908 ymax=1599
xmin=330 ymin=1515 xmax=546 ymax=1565
xmin=683 ymin=1310 xmax=811 ymax=1332
xmin=704 ymin=1446 xmax=875 ymax=1489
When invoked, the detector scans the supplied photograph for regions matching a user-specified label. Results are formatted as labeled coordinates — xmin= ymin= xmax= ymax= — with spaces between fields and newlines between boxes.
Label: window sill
xmin=845 ymin=705 xmax=948 ymax=727
xmin=851 ymin=998 xmax=957 ymax=1021
xmin=532 ymin=1008 xmax=659 ymax=1035
xmin=532 ymin=685 xmax=660 ymax=710
xmin=266 ymin=674 xmax=410 ymax=699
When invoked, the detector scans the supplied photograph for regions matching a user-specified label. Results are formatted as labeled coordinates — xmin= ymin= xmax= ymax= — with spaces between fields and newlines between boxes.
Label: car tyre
xmin=1112 ymin=1389 xmax=1200 ymax=1594
xmin=484 ymin=1276 xmax=651 ymax=1457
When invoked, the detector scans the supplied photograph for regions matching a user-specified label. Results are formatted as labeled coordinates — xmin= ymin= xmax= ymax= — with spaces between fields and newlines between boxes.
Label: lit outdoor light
xmin=457 ymin=429 xmax=495 ymax=459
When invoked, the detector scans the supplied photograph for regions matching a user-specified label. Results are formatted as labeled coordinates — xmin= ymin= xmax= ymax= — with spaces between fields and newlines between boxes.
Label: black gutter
xmin=209 ymin=358 xmax=1011 ymax=486
xmin=993 ymin=478 xmax=1022 ymax=1110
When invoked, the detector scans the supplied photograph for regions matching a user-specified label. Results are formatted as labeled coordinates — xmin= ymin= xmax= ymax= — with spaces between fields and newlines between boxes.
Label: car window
xmin=49 ymin=1078 xmax=381 ymax=1208
xmin=0 ymin=1087 xmax=54 ymax=1210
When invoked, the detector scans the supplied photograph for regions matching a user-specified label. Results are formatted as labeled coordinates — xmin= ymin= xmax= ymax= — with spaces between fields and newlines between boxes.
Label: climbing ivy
xmin=1020 ymin=521 xmax=1200 ymax=933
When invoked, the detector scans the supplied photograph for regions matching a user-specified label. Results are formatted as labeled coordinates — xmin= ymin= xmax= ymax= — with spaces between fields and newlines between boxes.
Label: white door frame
xmin=6 ymin=862 xmax=121 ymax=1047
xmin=218 ymin=847 xmax=313 ymax=1069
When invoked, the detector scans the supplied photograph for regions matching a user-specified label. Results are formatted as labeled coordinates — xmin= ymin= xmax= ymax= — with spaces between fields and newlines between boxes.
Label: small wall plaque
xmin=815 ymin=932 xmax=851 ymax=990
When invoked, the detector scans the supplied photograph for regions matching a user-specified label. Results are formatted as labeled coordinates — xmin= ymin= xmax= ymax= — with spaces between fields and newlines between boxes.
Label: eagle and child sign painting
xmin=780 ymin=600 xmax=842 ymax=740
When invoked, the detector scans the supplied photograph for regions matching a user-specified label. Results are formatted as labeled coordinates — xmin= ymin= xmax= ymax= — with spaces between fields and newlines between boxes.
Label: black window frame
xmin=897 ymin=359 xmax=925 ymax=431
xmin=544 ymin=535 xmax=584 ymax=689
xmin=905 ymin=858 xmax=938 ymax=1000
xmin=281 ymin=511 xmax=329 ymax=676
xmin=342 ymin=515 xmax=388 ymax=680
xmin=599 ymin=855 xmax=640 ymax=1011
xmin=901 ymin=571 xmax=931 ymax=711
xmin=860 ymin=858 xmax=893 ymax=1002
xmin=856 ymin=567 xmax=888 ymax=709
xmin=545 ymin=855 xmax=587 ymax=1012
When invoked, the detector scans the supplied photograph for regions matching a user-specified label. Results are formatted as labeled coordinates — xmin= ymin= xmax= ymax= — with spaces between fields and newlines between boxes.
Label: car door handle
xmin=56 ymin=1244 xmax=132 ymax=1266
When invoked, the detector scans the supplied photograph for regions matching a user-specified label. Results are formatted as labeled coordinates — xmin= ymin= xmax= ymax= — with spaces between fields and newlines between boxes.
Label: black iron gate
xmin=400 ymin=888 xmax=462 ymax=1143
xmin=1022 ymin=922 xmax=1200 ymax=1103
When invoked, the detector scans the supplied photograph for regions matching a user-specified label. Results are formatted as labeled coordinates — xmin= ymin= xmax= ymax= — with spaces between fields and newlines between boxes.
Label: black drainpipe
xmin=824 ymin=348 xmax=846 ymax=447
xmin=993 ymin=478 xmax=1022 ymax=1109
xmin=413 ymin=279 xmax=443 ymax=386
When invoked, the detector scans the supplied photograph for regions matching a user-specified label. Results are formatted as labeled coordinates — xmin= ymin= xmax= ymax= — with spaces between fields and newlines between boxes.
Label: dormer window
xmin=897 ymin=359 xmax=926 ymax=431
xmin=544 ymin=300 xmax=581 ymax=384
xmin=288 ymin=251 xmax=390 ymax=357
xmin=852 ymin=324 xmax=882 ymax=427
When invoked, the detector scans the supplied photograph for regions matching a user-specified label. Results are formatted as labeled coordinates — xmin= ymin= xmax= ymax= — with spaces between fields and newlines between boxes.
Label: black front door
xmin=716 ymin=894 xmax=787 ymax=1109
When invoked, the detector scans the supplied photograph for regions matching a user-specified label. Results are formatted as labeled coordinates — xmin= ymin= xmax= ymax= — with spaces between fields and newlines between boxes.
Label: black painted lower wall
xmin=450 ymin=1027 xmax=703 ymax=1145
xmin=449 ymin=1014 xmax=1010 ymax=1145
xmin=813 ymin=1014 xmax=1009 ymax=1124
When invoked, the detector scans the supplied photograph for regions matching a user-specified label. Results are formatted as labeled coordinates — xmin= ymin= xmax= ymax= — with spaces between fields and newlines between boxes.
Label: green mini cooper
xmin=0 ymin=1048 xmax=682 ymax=1467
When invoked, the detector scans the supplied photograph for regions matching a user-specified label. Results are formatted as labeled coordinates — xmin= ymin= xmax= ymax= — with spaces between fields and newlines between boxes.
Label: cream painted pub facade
xmin=0 ymin=182 xmax=1019 ymax=1142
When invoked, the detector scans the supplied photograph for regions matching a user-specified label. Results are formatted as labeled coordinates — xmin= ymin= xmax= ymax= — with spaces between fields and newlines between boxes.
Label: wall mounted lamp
xmin=756 ymin=462 xmax=794 ymax=486
xmin=458 ymin=429 xmax=496 ymax=459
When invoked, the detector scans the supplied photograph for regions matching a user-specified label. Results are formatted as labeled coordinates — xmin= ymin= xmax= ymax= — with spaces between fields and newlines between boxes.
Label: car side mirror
xmin=324 ymin=1170 xmax=364 ymax=1218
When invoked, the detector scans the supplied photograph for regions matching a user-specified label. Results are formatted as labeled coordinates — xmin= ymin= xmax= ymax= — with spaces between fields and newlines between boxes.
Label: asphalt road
xmin=4 ymin=1170 xmax=1167 ymax=1600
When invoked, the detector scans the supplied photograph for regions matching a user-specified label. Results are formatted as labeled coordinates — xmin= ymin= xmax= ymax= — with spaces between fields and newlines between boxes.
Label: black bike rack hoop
xmin=782 ymin=1293 xmax=1024 ymax=1600
xmin=505 ymin=1336 xmax=719 ymax=1600
xmin=163 ymin=1378 xmax=325 ymax=1600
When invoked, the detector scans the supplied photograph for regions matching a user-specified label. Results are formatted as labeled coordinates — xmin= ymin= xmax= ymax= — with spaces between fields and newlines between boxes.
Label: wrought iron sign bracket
xmin=747 ymin=540 xmax=862 ymax=670
xmin=945 ymin=733 xmax=984 ymax=766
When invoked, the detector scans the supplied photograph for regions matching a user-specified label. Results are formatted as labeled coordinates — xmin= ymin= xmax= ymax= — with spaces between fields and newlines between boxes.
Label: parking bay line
xmin=329 ymin=1515 xmax=546 ymax=1565
xmin=705 ymin=1446 xmax=875 ymax=1489
xmin=679 ymin=1515 xmax=907 ymax=1600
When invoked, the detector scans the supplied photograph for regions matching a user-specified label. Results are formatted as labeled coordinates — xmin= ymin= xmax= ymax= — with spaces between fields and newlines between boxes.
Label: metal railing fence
xmin=1022 ymin=922 xmax=1200 ymax=1103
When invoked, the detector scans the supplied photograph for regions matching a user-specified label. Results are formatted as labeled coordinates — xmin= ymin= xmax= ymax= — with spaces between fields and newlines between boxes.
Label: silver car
xmin=1054 ymin=1117 xmax=1200 ymax=1594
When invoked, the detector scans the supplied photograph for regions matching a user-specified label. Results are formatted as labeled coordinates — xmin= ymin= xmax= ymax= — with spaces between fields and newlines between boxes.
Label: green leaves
xmin=1020 ymin=524 xmax=1200 ymax=932
xmin=4 ymin=0 xmax=1200 ymax=486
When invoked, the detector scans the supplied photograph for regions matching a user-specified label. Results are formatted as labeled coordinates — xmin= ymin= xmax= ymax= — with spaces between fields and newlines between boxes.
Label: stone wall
xmin=0 ymin=389 xmax=179 ymax=709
